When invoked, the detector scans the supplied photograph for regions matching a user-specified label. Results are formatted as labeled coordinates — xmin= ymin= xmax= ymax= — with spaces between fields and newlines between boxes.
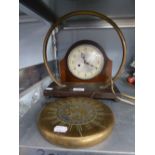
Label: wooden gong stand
xmin=43 ymin=10 xmax=126 ymax=99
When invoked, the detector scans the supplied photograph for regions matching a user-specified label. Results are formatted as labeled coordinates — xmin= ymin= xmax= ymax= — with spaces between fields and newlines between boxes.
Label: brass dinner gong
xmin=38 ymin=97 xmax=114 ymax=148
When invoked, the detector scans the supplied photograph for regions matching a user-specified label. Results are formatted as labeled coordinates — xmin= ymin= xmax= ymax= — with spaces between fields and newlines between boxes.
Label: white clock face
xmin=67 ymin=43 xmax=104 ymax=80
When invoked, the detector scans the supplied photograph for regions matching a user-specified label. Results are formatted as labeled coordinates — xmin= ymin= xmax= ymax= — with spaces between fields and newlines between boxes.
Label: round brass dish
xmin=38 ymin=97 xmax=114 ymax=148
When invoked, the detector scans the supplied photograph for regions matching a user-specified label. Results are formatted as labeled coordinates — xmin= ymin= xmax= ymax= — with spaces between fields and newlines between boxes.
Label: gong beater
xmin=38 ymin=97 xmax=114 ymax=148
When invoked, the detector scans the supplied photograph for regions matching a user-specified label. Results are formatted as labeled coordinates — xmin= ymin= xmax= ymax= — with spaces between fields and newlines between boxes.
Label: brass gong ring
xmin=43 ymin=10 xmax=127 ymax=87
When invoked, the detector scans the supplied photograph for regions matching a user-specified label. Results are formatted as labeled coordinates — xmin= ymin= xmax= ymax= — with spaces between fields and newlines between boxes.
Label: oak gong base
xmin=38 ymin=97 xmax=114 ymax=148
xmin=44 ymin=82 xmax=120 ymax=99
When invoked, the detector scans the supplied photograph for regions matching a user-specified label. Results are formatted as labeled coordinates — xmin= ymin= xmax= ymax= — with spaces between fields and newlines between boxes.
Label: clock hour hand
xmin=81 ymin=53 xmax=85 ymax=60
xmin=81 ymin=52 xmax=90 ymax=65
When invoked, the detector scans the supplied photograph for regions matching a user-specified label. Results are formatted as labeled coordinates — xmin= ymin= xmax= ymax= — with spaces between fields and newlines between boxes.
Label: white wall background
xmin=19 ymin=21 xmax=52 ymax=69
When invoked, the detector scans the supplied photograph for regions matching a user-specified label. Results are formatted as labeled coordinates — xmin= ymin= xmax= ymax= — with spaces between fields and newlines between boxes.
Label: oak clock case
xmin=60 ymin=40 xmax=112 ymax=84
xmin=39 ymin=10 xmax=127 ymax=148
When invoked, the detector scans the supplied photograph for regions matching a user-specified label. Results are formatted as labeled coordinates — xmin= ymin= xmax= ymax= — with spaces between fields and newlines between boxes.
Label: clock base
xmin=44 ymin=82 xmax=120 ymax=99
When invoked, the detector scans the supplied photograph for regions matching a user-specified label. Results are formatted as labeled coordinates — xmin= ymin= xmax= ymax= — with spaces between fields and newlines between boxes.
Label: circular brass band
xmin=43 ymin=10 xmax=127 ymax=87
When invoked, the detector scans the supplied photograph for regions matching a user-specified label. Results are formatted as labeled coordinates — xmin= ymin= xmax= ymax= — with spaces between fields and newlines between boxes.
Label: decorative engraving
xmin=39 ymin=97 xmax=113 ymax=138
xmin=57 ymin=101 xmax=96 ymax=125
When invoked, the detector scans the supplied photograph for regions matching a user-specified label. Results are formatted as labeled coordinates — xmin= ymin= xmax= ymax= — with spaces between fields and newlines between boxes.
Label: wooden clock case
xmin=59 ymin=40 xmax=112 ymax=84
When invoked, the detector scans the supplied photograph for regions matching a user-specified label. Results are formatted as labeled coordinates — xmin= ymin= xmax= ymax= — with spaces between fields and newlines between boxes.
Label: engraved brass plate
xmin=38 ymin=97 xmax=114 ymax=148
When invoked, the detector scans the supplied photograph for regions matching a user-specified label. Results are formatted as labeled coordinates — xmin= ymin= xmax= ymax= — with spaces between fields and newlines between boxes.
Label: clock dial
xmin=67 ymin=44 xmax=104 ymax=80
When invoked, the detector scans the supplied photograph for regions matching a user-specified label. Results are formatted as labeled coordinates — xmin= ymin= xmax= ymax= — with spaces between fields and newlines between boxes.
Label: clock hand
xmin=86 ymin=62 xmax=98 ymax=69
xmin=81 ymin=53 xmax=87 ymax=64
xmin=81 ymin=53 xmax=97 ymax=68
xmin=81 ymin=53 xmax=98 ymax=69
xmin=81 ymin=53 xmax=85 ymax=60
